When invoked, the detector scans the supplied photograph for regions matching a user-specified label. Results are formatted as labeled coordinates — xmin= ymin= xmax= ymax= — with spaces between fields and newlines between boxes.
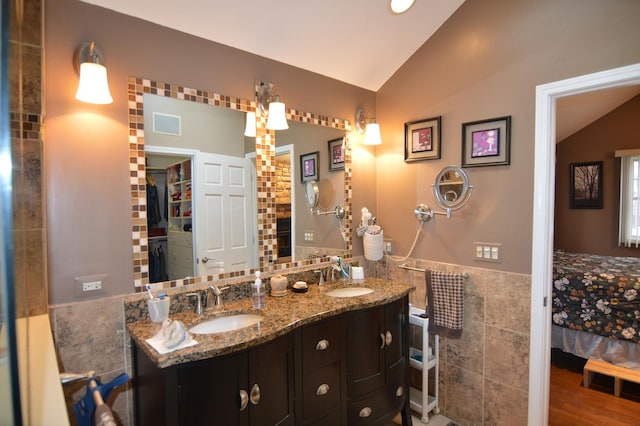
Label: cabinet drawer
xmin=301 ymin=316 xmax=341 ymax=371
xmin=347 ymin=389 xmax=391 ymax=425
xmin=301 ymin=362 xmax=341 ymax=423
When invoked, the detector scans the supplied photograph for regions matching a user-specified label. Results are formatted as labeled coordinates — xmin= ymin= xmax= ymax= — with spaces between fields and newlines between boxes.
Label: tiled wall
xmin=11 ymin=0 xmax=47 ymax=318
xmin=367 ymin=257 xmax=531 ymax=425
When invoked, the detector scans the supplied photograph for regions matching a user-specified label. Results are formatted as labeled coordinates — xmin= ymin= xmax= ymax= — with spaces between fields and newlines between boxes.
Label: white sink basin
xmin=325 ymin=287 xmax=374 ymax=298
xmin=189 ymin=314 xmax=264 ymax=334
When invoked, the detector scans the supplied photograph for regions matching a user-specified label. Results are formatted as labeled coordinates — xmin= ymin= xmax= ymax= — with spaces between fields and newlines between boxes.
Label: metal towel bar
xmin=398 ymin=263 xmax=469 ymax=278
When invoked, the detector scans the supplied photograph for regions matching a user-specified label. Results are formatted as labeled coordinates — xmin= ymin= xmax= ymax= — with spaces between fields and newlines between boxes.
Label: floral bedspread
xmin=552 ymin=250 xmax=640 ymax=344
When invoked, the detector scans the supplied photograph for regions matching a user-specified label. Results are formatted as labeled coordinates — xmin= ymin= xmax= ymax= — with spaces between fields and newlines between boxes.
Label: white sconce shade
xmin=266 ymin=101 xmax=289 ymax=130
xmin=74 ymin=41 xmax=113 ymax=104
xmin=356 ymin=108 xmax=382 ymax=145
xmin=364 ymin=123 xmax=382 ymax=145
xmin=244 ymin=111 xmax=256 ymax=137
xmin=390 ymin=0 xmax=415 ymax=14
xmin=75 ymin=62 xmax=113 ymax=104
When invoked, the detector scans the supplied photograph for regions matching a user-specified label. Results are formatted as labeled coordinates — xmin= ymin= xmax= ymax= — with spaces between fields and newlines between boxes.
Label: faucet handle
xmin=186 ymin=292 xmax=203 ymax=315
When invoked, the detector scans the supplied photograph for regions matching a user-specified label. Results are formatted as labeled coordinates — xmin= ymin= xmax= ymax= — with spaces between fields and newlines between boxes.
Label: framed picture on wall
xmin=300 ymin=151 xmax=319 ymax=183
xmin=328 ymin=138 xmax=345 ymax=171
xmin=570 ymin=161 xmax=603 ymax=209
xmin=404 ymin=116 xmax=441 ymax=162
xmin=462 ymin=116 xmax=511 ymax=167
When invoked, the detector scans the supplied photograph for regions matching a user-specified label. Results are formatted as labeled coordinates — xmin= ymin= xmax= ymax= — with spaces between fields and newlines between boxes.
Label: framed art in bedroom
xmin=569 ymin=161 xmax=603 ymax=209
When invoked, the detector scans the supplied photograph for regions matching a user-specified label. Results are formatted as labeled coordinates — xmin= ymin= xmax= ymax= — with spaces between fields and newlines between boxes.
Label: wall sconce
xmin=355 ymin=108 xmax=382 ymax=145
xmin=244 ymin=111 xmax=256 ymax=137
xmin=390 ymin=0 xmax=415 ymax=14
xmin=257 ymin=83 xmax=289 ymax=130
xmin=74 ymin=41 xmax=113 ymax=104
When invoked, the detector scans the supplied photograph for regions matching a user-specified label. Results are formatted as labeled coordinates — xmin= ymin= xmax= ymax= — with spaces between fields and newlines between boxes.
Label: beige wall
xmin=375 ymin=0 xmax=640 ymax=274
xmin=555 ymin=95 xmax=640 ymax=256
xmin=44 ymin=0 xmax=375 ymax=305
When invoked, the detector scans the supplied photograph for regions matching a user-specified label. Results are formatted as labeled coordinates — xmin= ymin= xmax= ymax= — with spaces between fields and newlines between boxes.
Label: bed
xmin=551 ymin=250 xmax=640 ymax=370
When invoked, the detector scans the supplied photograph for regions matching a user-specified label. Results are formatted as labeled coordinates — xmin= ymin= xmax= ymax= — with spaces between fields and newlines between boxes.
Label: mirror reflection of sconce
xmin=73 ymin=41 xmax=113 ymax=104
xmin=257 ymin=82 xmax=289 ymax=130
xmin=355 ymin=108 xmax=382 ymax=145
xmin=415 ymin=165 xmax=474 ymax=222
xmin=244 ymin=111 xmax=256 ymax=137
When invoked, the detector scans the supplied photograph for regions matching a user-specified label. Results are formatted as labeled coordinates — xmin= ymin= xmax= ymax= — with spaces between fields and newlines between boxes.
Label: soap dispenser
xmin=252 ymin=271 xmax=265 ymax=309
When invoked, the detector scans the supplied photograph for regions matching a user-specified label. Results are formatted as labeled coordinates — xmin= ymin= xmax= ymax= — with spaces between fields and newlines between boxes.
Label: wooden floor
xmin=549 ymin=349 xmax=640 ymax=426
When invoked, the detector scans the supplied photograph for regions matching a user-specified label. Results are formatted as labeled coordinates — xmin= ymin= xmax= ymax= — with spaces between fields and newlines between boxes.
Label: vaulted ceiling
xmin=79 ymin=0 xmax=639 ymax=139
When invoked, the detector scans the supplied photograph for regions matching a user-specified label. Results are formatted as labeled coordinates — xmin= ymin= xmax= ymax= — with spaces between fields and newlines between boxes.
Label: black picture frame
xmin=570 ymin=161 xmax=603 ymax=209
xmin=462 ymin=116 xmax=511 ymax=167
xmin=328 ymin=138 xmax=345 ymax=171
xmin=300 ymin=151 xmax=319 ymax=183
xmin=404 ymin=116 xmax=441 ymax=162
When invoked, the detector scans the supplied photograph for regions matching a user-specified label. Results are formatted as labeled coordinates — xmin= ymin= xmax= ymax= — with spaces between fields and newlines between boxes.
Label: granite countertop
xmin=127 ymin=278 xmax=414 ymax=369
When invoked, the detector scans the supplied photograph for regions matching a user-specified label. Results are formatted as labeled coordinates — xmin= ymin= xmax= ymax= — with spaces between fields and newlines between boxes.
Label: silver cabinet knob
xmin=379 ymin=333 xmax=386 ymax=349
xmin=239 ymin=390 xmax=248 ymax=411
xmin=316 ymin=339 xmax=329 ymax=350
xmin=359 ymin=407 xmax=372 ymax=418
xmin=316 ymin=383 xmax=330 ymax=396
xmin=385 ymin=330 xmax=393 ymax=346
xmin=250 ymin=383 xmax=260 ymax=405
xmin=396 ymin=386 xmax=404 ymax=397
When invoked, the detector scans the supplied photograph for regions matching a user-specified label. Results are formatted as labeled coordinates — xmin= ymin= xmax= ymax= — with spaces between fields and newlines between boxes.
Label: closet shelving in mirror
xmin=167 ymin=159 xmax=192 ymax=233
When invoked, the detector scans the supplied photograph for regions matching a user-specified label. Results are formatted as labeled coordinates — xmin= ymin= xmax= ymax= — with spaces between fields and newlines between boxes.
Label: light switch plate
xmin=473 ymin=242 xmax=501 ymax=263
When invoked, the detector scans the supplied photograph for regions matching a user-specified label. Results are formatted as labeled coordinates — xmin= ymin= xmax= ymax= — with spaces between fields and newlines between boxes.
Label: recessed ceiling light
xmin=390 ymin=0 xmax=415 ymax=14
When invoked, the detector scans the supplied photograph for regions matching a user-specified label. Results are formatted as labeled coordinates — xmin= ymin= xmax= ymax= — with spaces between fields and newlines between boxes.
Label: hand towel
xmin=426 ymin=270 xmax=465 ymax=338
xmin=146 ymin=320 xmax=198 ymax=354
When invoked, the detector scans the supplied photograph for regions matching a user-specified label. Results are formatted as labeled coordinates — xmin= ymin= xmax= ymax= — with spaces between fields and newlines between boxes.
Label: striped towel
xmin=426 ymin=270 xmax=465 ymax=338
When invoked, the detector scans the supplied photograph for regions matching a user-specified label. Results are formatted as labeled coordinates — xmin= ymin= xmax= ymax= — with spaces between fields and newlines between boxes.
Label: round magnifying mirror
xmin=433 ymin=166 xmax=472 ymax=210
xmin=305 ymin=180 xmax=319 ymax=209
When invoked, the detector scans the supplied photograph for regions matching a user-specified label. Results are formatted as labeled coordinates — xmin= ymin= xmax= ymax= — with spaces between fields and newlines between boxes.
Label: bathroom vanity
xmin=127 ymin=278 xmax=414 ymax=426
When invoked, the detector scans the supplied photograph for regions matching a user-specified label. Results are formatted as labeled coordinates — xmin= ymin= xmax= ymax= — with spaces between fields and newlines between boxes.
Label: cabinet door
xmin=248 ymin=334 xmax=295 ymax=426
xmin=384 ymin=297 xmax=406 ymax=371
xmin=346 ymin=305 xmax=385 ymax=396
xmin=177 ymin=353 xmax=247 ymax=426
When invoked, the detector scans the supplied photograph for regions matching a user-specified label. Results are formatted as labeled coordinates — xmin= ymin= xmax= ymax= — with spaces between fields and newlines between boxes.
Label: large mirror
xmin=127 ymin=77 xmax=351 ymax=290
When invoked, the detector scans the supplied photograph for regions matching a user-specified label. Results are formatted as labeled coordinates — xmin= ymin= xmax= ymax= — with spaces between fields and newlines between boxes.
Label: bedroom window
xmin=617 ymin=150 xmax=640 ymax=247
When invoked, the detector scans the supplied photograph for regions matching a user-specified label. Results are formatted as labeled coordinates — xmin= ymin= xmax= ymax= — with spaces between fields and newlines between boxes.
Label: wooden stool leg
xmin=614 ymin=378 xmax=622 ymax=397
xmin=583 ymin=369 xmax=593 ymax=388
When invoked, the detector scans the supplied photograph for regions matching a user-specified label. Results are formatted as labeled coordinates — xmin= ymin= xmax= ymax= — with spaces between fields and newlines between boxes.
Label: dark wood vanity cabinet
xmin=132 ymin=296 xmax=410 ymax=426
xmin=133 ymin=333 xmax=295 ymax=426
xmin=345 ymin=296 xmax=410 ymax=425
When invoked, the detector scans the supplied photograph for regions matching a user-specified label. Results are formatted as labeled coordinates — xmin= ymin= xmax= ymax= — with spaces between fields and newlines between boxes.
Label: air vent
xmin=153 ymin=112 xmax=181 ymax=136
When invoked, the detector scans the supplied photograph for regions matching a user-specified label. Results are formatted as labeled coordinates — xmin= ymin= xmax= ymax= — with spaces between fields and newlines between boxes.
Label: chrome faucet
xmin=206 ymin=284 xmax=229 ymax=311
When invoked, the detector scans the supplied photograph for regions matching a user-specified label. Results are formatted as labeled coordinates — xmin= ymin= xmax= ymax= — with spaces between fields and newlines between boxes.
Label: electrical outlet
xmin=384 ymin=239 xmax=392 ymax=254
xmin=82 ymin=281 xmax=102 ymax=291
xmin=74 ymin=273 xmax=108 ymax=297
xmin=304 ymin=231 xmax=314 ymax=241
